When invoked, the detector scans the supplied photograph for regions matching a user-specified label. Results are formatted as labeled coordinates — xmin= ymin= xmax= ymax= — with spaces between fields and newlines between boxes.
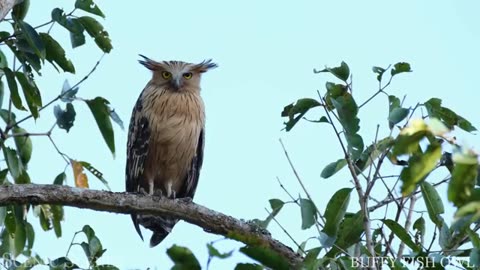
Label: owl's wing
xmin=179 ymin=129 xmax=205 ymax=199
xmin=126 ymin=98 xmax=151 ymax=240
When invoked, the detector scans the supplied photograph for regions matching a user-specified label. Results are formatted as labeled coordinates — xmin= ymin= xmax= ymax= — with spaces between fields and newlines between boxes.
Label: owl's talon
xmin=153 ymin=189 xmax=163 ymax=198
xmin=138 ymin=188 xmax=149 ymax=196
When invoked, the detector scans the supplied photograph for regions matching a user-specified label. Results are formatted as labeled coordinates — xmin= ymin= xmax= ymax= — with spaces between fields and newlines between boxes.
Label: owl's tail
xmin=138 ymin=215 xmax=179 ymax=247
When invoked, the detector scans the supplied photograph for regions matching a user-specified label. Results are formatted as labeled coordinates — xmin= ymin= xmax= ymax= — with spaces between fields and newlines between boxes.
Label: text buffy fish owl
xmin=126 ymin=55 xmax=217 ymax=247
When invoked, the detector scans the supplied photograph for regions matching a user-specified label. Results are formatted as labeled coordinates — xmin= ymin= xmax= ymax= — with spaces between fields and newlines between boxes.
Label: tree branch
xmin=0 ymin=184 xmax=303 ymax=268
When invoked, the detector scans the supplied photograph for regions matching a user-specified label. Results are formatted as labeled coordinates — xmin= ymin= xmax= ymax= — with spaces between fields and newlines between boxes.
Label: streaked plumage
xmin=126 ymin=55 xmax=217 ymax=247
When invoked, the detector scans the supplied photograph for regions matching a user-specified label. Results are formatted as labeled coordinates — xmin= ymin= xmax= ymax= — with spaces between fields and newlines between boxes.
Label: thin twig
xmin=397 ymin=194 xmax=416 ymax=259
xmin=5 ymin=54 xmax=106 ymax=132
xmin=279 ymin=139 xmax=325 ymax=230
xmin=358 ymin=65 xmax=393 ymax=109
xmin=265 ymin=208 xmax=306 ymax=255
xmin=276 ymin=177 xmax=300 ymax=206
xmin=318 ymin=94 xmax=376 ymax=265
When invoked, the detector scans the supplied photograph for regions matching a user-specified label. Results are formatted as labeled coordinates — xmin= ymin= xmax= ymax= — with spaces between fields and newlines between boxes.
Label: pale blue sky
xmin=13 ymin=1 xmax=480 ymax=269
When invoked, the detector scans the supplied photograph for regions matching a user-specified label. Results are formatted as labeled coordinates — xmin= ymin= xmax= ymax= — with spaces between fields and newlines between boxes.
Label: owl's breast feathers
xmin=125 ymin=82 xmax=205 ymax=245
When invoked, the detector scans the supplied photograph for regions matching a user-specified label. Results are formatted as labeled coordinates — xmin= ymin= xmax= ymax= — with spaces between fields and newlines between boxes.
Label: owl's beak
xmin=171 ymin=77 xmax=181 ymax=90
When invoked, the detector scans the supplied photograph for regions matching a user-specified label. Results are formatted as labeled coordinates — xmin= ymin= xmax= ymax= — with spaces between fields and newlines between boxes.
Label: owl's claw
xmin=138 ymin=187 xmax=149 ymax=196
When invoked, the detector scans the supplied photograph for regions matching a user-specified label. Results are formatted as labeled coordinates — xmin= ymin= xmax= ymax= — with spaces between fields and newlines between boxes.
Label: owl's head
xmin=139 ymin=55 xmax=217 ymax=92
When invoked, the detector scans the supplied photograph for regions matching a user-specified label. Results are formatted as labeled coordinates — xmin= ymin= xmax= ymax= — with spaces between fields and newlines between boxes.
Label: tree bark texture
xmin=0 ymin=184 xmax=303 ymax=268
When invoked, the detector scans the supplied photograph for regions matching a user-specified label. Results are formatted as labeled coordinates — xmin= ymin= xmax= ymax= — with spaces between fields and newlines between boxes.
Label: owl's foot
xmin=153 ymin=189 xmax=163 ymax=197
xmin=138 ymin=187 xmax=149 ymax=196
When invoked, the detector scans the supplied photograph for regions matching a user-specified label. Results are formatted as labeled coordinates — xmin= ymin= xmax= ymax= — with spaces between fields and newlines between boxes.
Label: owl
xmin=126 ymin=55 xmax=217 ymax=247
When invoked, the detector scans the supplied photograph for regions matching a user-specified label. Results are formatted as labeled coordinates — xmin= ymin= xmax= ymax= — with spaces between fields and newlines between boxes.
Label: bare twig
xmin=279 ymin=139 xmax=325 ymax=231
xmin=265 ymin=208 xmax=305 ymax=255
xmin=397 ymin=194 xmax=417 ymax=259
xmin=318 ymin=95 xmax=376 ymax=265
xmin=5 ymin=54 xmax=106 ymax=132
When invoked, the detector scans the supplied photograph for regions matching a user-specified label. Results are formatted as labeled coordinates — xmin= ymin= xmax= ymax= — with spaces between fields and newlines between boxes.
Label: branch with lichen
xmin=0 ymin=184 xmax=303 ymax=268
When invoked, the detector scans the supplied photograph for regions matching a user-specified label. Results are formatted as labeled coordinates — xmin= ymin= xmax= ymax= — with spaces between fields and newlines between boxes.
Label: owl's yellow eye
xmin=183 ymin=72 xmax=193 ymax=80
xmin=161 ymin=71 xmax=172 ymax=79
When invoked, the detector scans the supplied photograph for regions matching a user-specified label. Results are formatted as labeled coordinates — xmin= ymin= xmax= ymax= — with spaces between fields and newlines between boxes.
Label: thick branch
xmin=0 ymin=184 xmax=302 ymax=268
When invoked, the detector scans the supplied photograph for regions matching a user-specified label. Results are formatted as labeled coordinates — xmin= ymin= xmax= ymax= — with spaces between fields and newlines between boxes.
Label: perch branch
xmin=0 ymin=184 xmax=303 ymax=268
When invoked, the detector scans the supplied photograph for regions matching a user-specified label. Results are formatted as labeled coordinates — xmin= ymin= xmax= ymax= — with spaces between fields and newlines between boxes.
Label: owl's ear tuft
xmin=138 ymin=54 xmax=160 ymax=71
xmin=192 ymin=59 xmax=218 ymax=73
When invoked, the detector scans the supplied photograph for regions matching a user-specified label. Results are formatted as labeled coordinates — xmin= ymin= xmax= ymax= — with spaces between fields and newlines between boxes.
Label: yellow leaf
xmin=71 ymin=160 xmax=89 ymax=188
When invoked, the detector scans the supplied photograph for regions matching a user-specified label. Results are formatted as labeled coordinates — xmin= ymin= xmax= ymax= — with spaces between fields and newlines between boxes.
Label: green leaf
xmin=0 ymin=80 xmax=4 ymax=109
xmin=424 ymin=98 xmax=477 ymax=132
xmin=470 ymin=248 xmax=480 ymax=267
xmin=345 ymin=133 xmax=364 ymax=160
xmin=15 ymin=71 xmax=42 ymax=119
xmin=12 ymin=0 xmax=30 ymax=21
xmin=37 ymin=205 xmax=52 ymax=231
xmin=355 ymin=136 xmax=394 ymax=173
xmin=0 ymin=49 xmax=8 ymax=68
xmin=303 ymin=247 xmax=321 ymax=269
xmin=167 ymin=245 xmax=201 ymax=270
xmin=331 ymin=94 xmax=359 ymax=134
xmin=25 ymin=221 xmax=34 ymax=250
xmin=80 ymin=225 xmax=105 ymax=263
xmin=3 ymin=146 xmax=21 ymax=180
xmin=321 ymin=159 xmax=347 ymax=178
xmin=75 ymin=0 xmax=105 ymax=17
xmin=300 ymin=198 xmax=317 ymax=230
xmin=70 ymin=29 xmax=86 ymax=48
xmin=388 ymin=95 xmax=401 ymax=111
xmin=3 ymin=67 xmax=25 ymax=111
xmin=49 ymin=257 xmax=79 ymax=270
xmin=78 ymin=16 xmax=112 ymax=53
xmin=391 ymin=62 xmax=411 ymax=76
xmin=240 ymin=246 xmax=289 ymax=270
xmin=207 ymin=243 xmax=233 ymax=259
xmin=449 ymin=156 xmax=478 ymax=207
xmin=5 ymin=207 xmax=16 ymax=235
xmin=79 ymin=161 xmax=110 ymax=190
xmin=0 ymin=207 xmax=5 ymax=227
xmin=439 ymin=221 xmax=452 ymax=250
xmin=51 ymin=205 xmax=63 ymax=237
xmin=16 ymin=170 xmax=31 ymax=184
xmin=54 ymin=103 xmax=76 ymax=132
xmin=39 ymin=33 xmax=75 ymax=73
xmin=53 ymin=172 xmax=66 ymax=185
xmin=401 ymin=143 xmax=442 ymax=195
xmin=17 ymin=20 xmax=45 ymax=60
xmin=323 ymin=188 xmax=352 ymax=238
xmin=330 ymin=93 xmax=363 ymax=159
xmin=86 ymin=97 xmax=115 ymax=156
xmin=421 ymin=182 xmax=444 ymax=227
xmin=281 ymin=98 xmax=321 ymax=131
xmin=326 ymin=211 xmax=364 ymax=257
xmin=468 ymin=229 xmax=480 ymax=249
xmin=234 ymin=263 xmax=263 ymax=270
xmin=372 ymin=66 xmax=386 ymax=81
xmin=13 ymin=219 xmax=26 ymax=256
xmin=260 ymin=198 xmax=284 ymax=229
xmin=109 ymin=109 xmax=124 ymax=130
xmin=60 ymin=79 xmax=79 ymax=103
xmin=413 ymin=217 xmax=425 ymax=236
xmin=12 ymin=126 xmax=32 ymax=165
xmin=51 ymin=9 xmax=86 ymax=48
xmin=383 ymin=219 xmax=421 ymax=253
xmin=388 ymin=107 xmax=409 ymax=128
xmin=324 ymin=82 xmax=347 ymax=110
xmin=315 ymin=61 xmax=350 ymax=81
